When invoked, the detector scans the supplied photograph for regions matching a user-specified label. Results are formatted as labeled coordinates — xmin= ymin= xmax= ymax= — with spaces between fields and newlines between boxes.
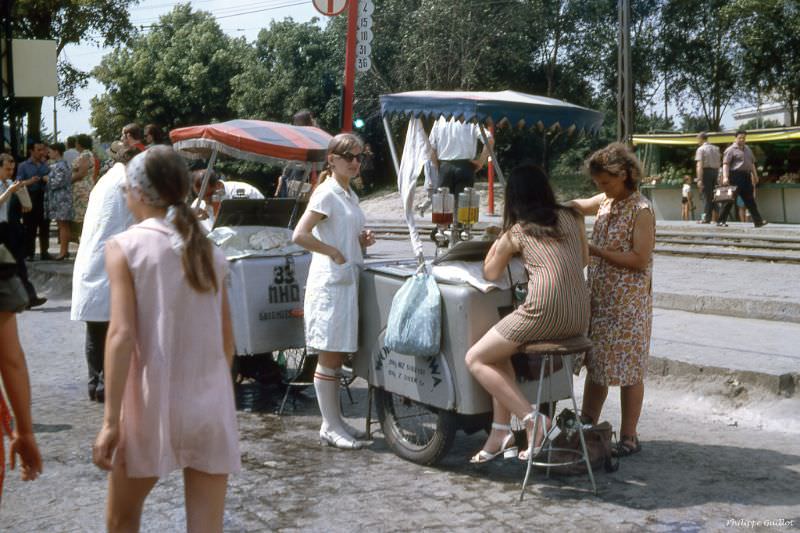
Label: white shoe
xmin=320 ymin=427 xmax=363 ymax=450
xmin=341 ymin=420 xmax=368 ymax=440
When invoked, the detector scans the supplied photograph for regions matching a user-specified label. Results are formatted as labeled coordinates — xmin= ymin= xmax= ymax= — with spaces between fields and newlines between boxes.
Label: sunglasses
xmin=335 ymin=152 xmax=365 ymax=163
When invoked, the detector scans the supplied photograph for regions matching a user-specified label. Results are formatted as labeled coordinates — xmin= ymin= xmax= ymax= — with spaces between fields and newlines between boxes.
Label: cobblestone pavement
xmin=2 ymin=299 xmax=799 ymax=532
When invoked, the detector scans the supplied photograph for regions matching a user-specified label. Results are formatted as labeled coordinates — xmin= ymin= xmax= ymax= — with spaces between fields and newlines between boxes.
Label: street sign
xmin=312 ymin=0 xmax=348 ymax=17
xmin=360 ymin=0 xmax=374 ymax=15
xmin=355 ymin=0 xmax=373 ymax=72
xmin=356 ymin=42 xmax=371 ymax=57
xmin=357 ymin=28 xmax=374 ymax=43
xmin=355 ymin=56 xmax=372 ymax=73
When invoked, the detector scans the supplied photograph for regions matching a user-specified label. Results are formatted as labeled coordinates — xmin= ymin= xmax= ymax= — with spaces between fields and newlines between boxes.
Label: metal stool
xmin=519 ymin=335 xmax=596 ymax=500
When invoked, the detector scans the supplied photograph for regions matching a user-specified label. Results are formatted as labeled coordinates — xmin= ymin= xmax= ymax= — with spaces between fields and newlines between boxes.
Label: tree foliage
xmin=90 ymin=4 xmax=248 ymax=139
xmin=731 ymin=0 xmax=800 ymax=126
xmin=229 ymin=19 xmax=341 ymax=131
xmin=661 ymin=0 xmax=741 ymax=131
xmin=12 ymin=0 xmax=139 ymax=138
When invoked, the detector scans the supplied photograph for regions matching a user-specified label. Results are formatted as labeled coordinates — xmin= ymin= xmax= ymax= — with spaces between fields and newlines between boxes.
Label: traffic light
xmin=353 ymin=118 xmax=365 ymax=129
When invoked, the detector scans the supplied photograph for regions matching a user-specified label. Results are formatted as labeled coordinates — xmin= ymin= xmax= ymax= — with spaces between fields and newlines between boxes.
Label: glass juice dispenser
xmin=457 ymin=187 xmax=480 ymax=229
xmin=431 ymin=187 xmax=454 ymax=226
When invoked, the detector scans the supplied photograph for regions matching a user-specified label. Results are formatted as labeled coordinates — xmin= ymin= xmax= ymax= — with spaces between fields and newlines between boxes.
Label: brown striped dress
xmin=494 ymin=210 xmax=590 ymax=343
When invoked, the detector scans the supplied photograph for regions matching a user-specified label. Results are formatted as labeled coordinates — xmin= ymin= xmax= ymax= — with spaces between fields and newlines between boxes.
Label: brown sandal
xmin=613 ymin=435 xmax=641 ymax=457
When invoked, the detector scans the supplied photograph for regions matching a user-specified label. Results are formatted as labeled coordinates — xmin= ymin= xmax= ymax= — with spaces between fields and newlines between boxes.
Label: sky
xmin=42 ymin=0 xmax=322 ymax=138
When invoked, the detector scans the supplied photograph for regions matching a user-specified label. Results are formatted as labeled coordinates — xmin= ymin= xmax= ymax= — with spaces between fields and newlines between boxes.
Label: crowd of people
xmin=0 ymin=119 xmax=656 ymax=530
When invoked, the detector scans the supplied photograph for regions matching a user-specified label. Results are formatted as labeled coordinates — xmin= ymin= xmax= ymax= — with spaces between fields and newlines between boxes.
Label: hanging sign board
xmin=312 ymin=0 xmax=348 ymax=16
xmin=0 ymin=39 xmax=57 ymax=97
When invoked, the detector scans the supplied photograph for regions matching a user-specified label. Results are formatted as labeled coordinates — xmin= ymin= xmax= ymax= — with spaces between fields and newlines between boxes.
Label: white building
xmin=733 ymin=102 xmax=795 ymax=128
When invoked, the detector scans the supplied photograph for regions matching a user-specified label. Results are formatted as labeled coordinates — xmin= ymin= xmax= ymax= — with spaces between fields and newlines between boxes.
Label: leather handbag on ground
xmin=544 ymin=413 xmax=619 ymax=475
xmin=713 ymin=185 xmax=737 ymax=203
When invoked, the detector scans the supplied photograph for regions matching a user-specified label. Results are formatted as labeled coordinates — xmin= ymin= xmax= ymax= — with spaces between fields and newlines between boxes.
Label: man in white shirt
xmin=71 ymin=146 xmax=140 ymax=402
xmin=428 ymin=116 xmax=493 ymax=196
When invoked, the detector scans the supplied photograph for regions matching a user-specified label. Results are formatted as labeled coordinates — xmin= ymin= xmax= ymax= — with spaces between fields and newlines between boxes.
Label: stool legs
xmin=519 ymin=353 xmax=598 ymax=501
xmin=520 ymin=354 xmax=549 ymax=501
xmin=563 ymin=355 xmax=597 ymax=495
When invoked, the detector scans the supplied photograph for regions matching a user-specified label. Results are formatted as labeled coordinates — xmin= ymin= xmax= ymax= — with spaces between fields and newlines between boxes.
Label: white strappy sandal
xmin=469 ymin=423 xmax=519 ymax=464
xmin=518 ymin=412 xmax=561 ymax=461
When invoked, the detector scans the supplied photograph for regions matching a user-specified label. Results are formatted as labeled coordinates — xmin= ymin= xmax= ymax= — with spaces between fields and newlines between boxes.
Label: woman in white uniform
xmin=293 ymin=133 xmax=376 ymax=449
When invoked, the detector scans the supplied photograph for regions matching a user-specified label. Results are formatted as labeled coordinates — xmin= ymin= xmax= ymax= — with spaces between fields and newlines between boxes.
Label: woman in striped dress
xmin=466 ymin=164 xmax=590 ymax=463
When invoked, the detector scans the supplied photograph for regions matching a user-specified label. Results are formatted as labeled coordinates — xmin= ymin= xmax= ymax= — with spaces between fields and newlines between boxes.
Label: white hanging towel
xmin=397 ymin=118 xmax=434 ymax=258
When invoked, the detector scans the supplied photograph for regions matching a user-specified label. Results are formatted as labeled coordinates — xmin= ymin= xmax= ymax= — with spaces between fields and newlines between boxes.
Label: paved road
xmin=2 ymin=298 xmax=799 ymax=532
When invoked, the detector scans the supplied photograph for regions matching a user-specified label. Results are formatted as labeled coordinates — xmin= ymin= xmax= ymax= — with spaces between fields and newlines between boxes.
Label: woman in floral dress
xmin=45 ymin=143 xmax=74 ymax=260
xmin=71 ymin=134 xmax=95 ymax=240
xmin=568 ymin=143 xmax=655 ymax=458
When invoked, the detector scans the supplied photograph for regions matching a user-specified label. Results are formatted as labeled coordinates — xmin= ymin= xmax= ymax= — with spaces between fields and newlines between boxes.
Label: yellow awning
xmin=632 ymin=127 xmax=800 ymax=146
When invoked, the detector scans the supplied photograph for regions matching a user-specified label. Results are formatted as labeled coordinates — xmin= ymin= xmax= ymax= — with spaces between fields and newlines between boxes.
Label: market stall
xmin=633 ymin=127 xmax=800 ymax=222
xmin=169 ymin=120 xmax=332 ymax=387
xmin=354 ymin=90 xmax=603 ymax=466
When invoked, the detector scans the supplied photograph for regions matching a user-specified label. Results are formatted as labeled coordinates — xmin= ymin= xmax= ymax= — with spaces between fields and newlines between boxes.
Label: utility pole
xmin=617 ymin=0 xmax=633 ymax=144
xmin=52 ymin=95 xmax=57 ymax=141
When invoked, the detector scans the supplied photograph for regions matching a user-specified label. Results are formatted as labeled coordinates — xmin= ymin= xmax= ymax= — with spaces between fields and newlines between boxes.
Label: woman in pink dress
xmin=92 ymin=146 xmax=239 ymax=532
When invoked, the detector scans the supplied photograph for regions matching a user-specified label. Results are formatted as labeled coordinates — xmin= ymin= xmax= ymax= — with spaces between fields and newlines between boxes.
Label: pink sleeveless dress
xmin=112 ymin=218 xmax=240 ymax=477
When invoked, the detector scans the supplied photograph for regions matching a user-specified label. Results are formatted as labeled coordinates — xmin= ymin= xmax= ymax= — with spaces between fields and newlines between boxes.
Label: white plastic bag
xmin=384 ymin=273 xmax=441 ymax=356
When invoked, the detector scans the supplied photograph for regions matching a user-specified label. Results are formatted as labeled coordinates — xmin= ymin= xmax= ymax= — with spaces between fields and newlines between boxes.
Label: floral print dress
xmin=586 ymin=191 xmax=654 ymax=386
xmin=71 ymin=150 xmax=95 ymax=223
xmin=46 ymin=159 xmax=74 ymax=221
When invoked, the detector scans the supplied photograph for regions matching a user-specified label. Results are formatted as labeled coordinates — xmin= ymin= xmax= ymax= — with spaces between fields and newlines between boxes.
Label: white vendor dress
xmin=303 ymin=178 xmax=365 ymax=353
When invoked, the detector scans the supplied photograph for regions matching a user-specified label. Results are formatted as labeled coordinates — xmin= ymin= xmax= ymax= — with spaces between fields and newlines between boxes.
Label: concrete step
xmin=654 ymin=243 xmax=800 ymax=263
xmin=649 ymin=308 xmax=800 ymax=398
xmin=654 ymin=291 xmax=800 ymax=324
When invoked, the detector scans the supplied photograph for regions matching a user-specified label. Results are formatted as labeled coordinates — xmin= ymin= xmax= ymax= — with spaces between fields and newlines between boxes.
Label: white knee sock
xmin=314 ymin=364 xmax=344 ymax=433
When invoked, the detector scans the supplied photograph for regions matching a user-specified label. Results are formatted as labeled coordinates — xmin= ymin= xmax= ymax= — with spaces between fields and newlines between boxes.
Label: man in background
xmin=63 ymin=136 xmax=80 ymax=168
xmin=717 ymin=130 xmax=767 ymax=228
xmin=15 ymin=141 xmax=51 ymax=260
xmin=694 ymin=132 xmax=721 ymax=224
xmin=121 ymin=123 xmax=147 ymax=152
xmin=71 ymin=146 xmax=140 ymax=403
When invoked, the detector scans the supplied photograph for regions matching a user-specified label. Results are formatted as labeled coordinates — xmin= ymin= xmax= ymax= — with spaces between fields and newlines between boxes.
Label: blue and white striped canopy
xmin=380 ymin=90 xmax=603 ymax=133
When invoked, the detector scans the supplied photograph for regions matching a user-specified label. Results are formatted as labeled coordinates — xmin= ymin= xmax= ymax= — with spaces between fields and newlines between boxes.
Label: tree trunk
xmin=22 ymin=96 xmax=44 ymax=142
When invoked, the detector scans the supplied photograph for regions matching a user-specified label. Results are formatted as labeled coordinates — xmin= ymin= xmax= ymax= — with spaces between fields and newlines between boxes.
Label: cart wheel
xmin=375 ymin=387 xmax=457 ymax=465
xmin=274 ymin=348 xmax=317 ymax=388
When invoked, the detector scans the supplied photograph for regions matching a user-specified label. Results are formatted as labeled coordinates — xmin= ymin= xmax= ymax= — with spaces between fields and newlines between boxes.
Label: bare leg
xmin=619 ymin=382 xmax=644 ymax=438
xmin=106 ymin=462 xmax=158 ymax=533
xmin=317 ymin=350 xmax=345 ymax=371
xmin=58 ymin=222 xmax=70 ymax=257
xmin=466 ymin=328 xmax=532 ymax=419
xmin=581 ymin=380 xmax=609 ymax=425
xmin=184 ymin=468 xmax=228 ymax=533
xmin=479 ymin=396 xmax=513 ymax=453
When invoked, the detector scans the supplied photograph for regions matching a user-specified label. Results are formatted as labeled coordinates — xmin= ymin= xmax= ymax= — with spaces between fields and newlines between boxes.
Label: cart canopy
xmin=170 ymin=119 xmax=333 ymax=164
xmin=379 ymin=90 xmax=603 ymax=133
